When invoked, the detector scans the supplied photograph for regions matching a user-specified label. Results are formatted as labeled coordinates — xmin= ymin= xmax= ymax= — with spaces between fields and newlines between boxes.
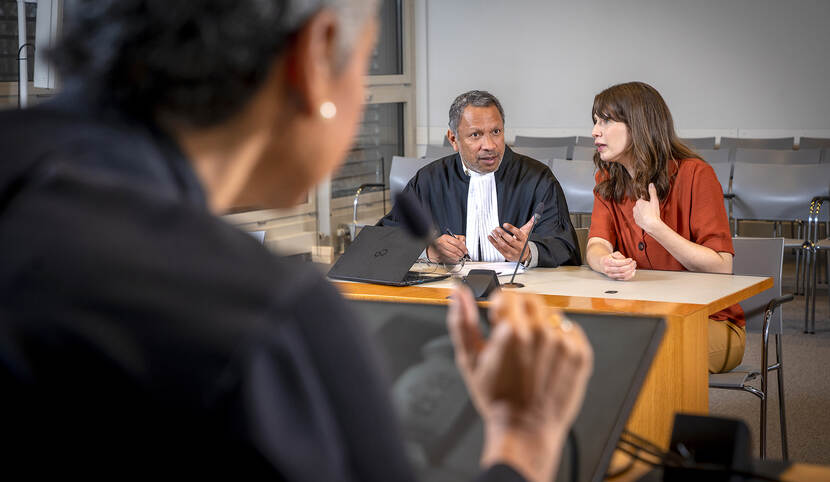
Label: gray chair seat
xmin=708 ymin=368 xmax=760 ymax=389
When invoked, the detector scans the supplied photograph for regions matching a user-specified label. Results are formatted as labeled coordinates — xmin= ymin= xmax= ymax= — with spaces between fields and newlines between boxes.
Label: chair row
xmin=426 ymin=140 xmax=830 ymax=164
xmin=393 ymin=155 xmax=830 ymax=227
xmin=698 ymin=147 xmax=828 ymax=164
xmin=513 ymin=135 xmax=830 ymax=151
xmin=424 ymin=142 xmax=597 ymax=161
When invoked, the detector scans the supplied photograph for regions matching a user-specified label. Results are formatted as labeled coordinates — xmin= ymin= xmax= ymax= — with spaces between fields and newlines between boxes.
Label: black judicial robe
xmin=380 ymin=147 xmax=581 ymax=267
xmin=0 ymin=93 xmax=523 ymax=482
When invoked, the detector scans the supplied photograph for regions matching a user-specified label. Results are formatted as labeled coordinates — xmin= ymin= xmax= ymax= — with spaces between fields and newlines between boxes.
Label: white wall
xmin=415 ymin=0 xmax=830 ymax=148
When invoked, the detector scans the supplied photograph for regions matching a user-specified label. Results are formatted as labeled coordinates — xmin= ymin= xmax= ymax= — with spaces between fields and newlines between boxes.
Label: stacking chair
xmin=796 ymin=137 xmax=830 ymax=150
xmin=575 ymin=136 xmax=595 ymax=148
xmin=571 ymin=145 xmax=596 ymax=161
xmin=513 ymin=135 xmax=576 ymax=147
xmin=710 ymin=237 xmax=792 ymax=460
xmin=550 ymin=160 xmax=596 ymax=228
xmin=513 ymin=136 xmax=576 ymax=160
xmin=802 ymin=195 xmax=830 ymax=334
xmin=511 ymin=146 xmax=568 ymax=166
xmin=390 ymin=156 xmax=436 ymax=200
xmin=798 ymin=137 xmax=830 ymax=163
xmin=350 ymin=155 xmax=435 ymax=240
xmin=731 ymin=163 xmax=830 ymax=295
xmin=681 ymin=137 xmax=716 ymax=150
xmin=734 ymin=148 xmax=821 ymax=165
xmin=697 ymin=148 xmax=731 ymax=164
xmin=424 ymin=144 xmax=456 ymax=159
xmin=730 ymin=163 xmax=830 ymax=235
xmin=711 ymin=163 xmax=733 ymax=220
xmin=719 ymin=137 xmax=795 ymax=150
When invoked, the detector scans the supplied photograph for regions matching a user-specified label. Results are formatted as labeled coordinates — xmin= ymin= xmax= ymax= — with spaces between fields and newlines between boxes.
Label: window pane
xmin=331 ymin=102 xmax=404 ymax=198
xmin=0 ymin=1 xmax=36 ymax=82
xmin=369 ymin=0 xmax=402 ymax=76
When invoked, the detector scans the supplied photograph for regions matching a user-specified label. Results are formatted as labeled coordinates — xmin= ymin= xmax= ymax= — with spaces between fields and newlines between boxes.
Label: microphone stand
xmin=502 ymin=215 xmax=538 ymax=289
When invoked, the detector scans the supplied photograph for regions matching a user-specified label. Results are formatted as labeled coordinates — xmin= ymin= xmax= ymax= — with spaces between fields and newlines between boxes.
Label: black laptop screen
xmin=348 ymin=300 xmax=665 ymax=482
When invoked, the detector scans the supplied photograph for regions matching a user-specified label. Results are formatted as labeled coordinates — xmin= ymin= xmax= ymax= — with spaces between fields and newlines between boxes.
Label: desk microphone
xmin=394 ymin=191 xmax=435 ymax=242
xmin=503 ymin=201 xmax=544 ymax=289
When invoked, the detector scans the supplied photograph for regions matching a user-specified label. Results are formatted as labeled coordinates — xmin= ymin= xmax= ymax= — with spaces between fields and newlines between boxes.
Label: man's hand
xmin=600 ymin=251 xmax=637 ymax=280
xmin=633 ymin=183 xmax=663 ymax=235
xmin=428 ymin=234 xmax=468 ymax=263
xmin=488 ymin=218 xmax=533 ymax=263
xmin=447 ymin=286 xmax=593 ymax=482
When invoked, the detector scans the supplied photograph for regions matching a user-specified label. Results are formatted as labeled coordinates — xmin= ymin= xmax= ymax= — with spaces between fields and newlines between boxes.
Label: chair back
xmin=796 ymin=137 xmax=830 ymax=149
xmin=682 ymin=137 xmax=716 ymax=150
xmin=710 ymin=163 xmax=733 ymax=194
xmin=697 ymin=148 xmax=731 ymax=164
xmin=731 ymin=237 xmax=784 ymax=333
xmin=798 ymin=137 xmax=830 ymax=163
xmin=390 ymin=156 xmax=436 ymax=200
xmin=735 ymin=148 xmax=821 ymax=165
xmin=730 ymin=163 xmax=830 ymax=222
xmin=575 ymin=136 xmax=595 ymax=147
xmin=719 ymin=137 xmax=795 ymax=150
xmin=513 ymin=135 xmax=576 ymax=148
xmin=511 ymin=146 xmax=568 ymax=164
xmin=571 ymin=145 xmax=596 ymax=161
xmin=550 ymin=159 xmax=596 ymax=214
xmin=424 ymin=144 xmax=456 ymax=159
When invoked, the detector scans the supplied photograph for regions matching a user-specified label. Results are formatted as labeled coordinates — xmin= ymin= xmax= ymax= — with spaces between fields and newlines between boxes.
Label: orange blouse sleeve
xmin=588 ymin=171 xmax=617 ymax=248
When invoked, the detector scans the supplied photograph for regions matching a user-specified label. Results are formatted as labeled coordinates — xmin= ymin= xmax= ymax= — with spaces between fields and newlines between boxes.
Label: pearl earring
xmin=320 ymin=101 xmax=337 ymax=119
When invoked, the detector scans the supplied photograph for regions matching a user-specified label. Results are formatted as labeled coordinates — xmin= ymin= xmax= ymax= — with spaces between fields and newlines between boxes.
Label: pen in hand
xmin=445 ymin=228 xmax=472 ymax=261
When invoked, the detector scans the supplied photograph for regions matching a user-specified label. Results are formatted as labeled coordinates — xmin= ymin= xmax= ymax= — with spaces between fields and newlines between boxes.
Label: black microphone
xmin=503 ymin=201 xmax=544 ymax=288
xmin=394 ymin=191 xmax=435 ymax=242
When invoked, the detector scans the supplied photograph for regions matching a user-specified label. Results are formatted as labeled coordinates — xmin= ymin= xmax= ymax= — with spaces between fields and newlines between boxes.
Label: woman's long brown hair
xmin=592 ymin=82 xmax=700 ymax=203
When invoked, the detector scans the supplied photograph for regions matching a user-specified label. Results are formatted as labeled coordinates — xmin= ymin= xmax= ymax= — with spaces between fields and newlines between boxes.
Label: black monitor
xmin=349 ymin=300 xmax=665 ymax=482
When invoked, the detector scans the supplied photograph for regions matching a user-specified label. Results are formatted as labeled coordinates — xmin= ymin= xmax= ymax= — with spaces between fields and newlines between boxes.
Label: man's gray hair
xmin=448 ymin=90 xmax=505 ymax=135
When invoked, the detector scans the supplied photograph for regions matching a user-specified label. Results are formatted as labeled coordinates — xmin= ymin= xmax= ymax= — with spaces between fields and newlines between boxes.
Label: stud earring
xmin=320 ymin=101 xmax=337 ymax=119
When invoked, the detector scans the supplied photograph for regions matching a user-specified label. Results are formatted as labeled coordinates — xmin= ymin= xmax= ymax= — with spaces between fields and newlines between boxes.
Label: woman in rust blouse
xmin=585 ymin=81 xmax=745 ymax=374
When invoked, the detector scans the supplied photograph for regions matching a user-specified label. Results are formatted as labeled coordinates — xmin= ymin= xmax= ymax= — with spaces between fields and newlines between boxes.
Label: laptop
xmin=348 ymin=300 xmax=666 ymax=482
xmin=328 ymin=226 xmax=450 ymax=286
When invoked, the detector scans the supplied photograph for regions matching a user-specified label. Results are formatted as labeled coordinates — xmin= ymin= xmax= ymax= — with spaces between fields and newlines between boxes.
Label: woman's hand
xmin=587 ymin=237 xmax=637 ymax=281
xmin=632 ymin=183 xmax=664 ymax=235
xmin=447 ymin=286 xmax=593 ymax=482
xmin=599 ymin=251 xmax=637 ymax=280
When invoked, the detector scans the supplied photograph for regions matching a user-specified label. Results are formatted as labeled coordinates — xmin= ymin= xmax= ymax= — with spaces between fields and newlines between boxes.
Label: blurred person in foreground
xmin=0 ymin=1 xmax=592 ymax=480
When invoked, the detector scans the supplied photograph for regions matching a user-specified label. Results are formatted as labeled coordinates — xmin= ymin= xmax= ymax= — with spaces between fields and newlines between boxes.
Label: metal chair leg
xmin=775 ymin=334 xmax=789 ymax=461
xmin=804 ymin=247 xmax=813 ymax=333
xmin=812 ymin=248 xmax=819 ymax=334
xmin=760 ymin=312 xmax=770 ymax=460
xmin=794 ymin=249 xmax=802 ymax=295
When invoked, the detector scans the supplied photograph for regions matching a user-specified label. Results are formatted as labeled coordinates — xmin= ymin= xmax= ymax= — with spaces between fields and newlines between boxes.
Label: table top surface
xmin=334 ymin=266 xmax=773 ymax=319
xmin=422 ymin=265 xmax=769 ymax=305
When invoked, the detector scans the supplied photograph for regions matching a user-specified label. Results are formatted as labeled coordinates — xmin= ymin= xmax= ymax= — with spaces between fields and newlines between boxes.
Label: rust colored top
xmin=588 ymin=158 xmax=745 ymax=327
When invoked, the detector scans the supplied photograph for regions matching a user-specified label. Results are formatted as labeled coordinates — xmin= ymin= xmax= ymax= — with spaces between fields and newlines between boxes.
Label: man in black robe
xmin=379 ymin=91 xmax=580 ymax=268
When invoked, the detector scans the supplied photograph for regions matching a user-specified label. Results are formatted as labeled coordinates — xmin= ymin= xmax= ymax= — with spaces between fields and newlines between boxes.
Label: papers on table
xmin=454 ymin=261 xmax=526 ymax=277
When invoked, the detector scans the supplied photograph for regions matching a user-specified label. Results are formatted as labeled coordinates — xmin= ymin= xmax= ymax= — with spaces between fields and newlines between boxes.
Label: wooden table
xmin=335 ymin=266 xmax=772 ymax=448
xmin=607 ymin=450 xmax=830 ymax=481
